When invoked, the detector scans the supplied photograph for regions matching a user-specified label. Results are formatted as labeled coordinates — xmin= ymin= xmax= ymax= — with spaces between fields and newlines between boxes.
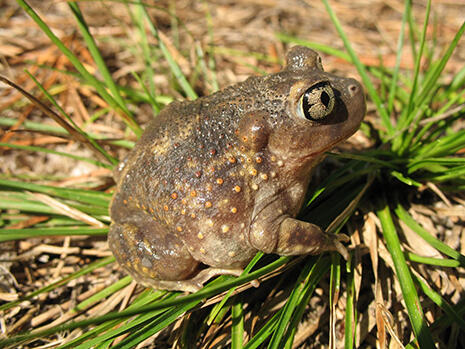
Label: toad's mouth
xmin=304 ymin=122 xmax=362 ymax=160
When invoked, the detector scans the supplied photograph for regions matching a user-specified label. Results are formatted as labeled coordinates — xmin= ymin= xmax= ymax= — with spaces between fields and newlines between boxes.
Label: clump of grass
xmin=1 ymin=0 xmax=464 ymax=348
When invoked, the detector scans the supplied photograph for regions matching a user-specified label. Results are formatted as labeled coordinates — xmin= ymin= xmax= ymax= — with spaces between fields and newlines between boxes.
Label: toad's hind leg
xmin=108 ymin=217 xmax=244 ymax=292
xmin=108 ymin=215 xmax=203 ymax=292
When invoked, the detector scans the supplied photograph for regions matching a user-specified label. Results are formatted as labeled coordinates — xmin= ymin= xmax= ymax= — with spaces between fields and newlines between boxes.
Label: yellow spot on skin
xmin=277 ymin=160 xmax=284 ymax=167
xmin=182 ymin=198 xmax=187 ymax=205
xmin=142 ymin=205 xmax=146 ymax=210
xmin=242 ymin=136 xmax=248 ymax=142
xmin=176 ymin=226 xmax=183 ymax=232
xmin=191 ymin=213 xmax=196 ymax=218
xmin=271 ymin=156 xmax=277 ymax=162
xmin=163 ymin=205 xmax=169 ymax=211
xmin=200 ymin=248 xmax=206 ymax=254
xmin=149 ymin=207 xmax=154 ymax=213
xmin=123 ymin=199 xmax=128 ymax=205
xmin=234 ymin=185 xmax=241 ymax=193
xmin=205 ymin=201 xmax=213 ymax=208
xmin=239 ymin=170 xmax=245 ymax=176
xmin=197 ymin=232 xmax=204 ymax=239
xmin=246 ymin=157 xmax=252 ymax=163
xmin=216 ymin=178 xmax=224 ymax=185
xmin=207 ymin=219 xmax=214 ymax=227
xmin=171 ymin=192 xmax=178 ymax=200
xmin=142 ymin=266 xmax=149 ymax=274
xmin=229 ymin=157 xmax=236 ymax=163
xmin=228 ymin=251 xmax=236 ymax=257
xmin=251 ymin=183 xmax=259 ymax=190
xmin=181 ymin=209 xmax=186 ymax=215
xmin=270 ymin=171 xmax=277 ymax=178
xmin=231 ymin=207 xmax=237 ymax=214
xmin=190 ymin=190 xmax=197 ymax=197
xmin=250 ymin=168 xmax=258 ymax=176
xmin=136 ymin=203 xmax=141 ymax=209
xmin=256 ymin=156 xmax=263 ymax=163
xmin=206 ymin=184 xmax=213 ymax=192
xmin=222 ymin=225 xmax=230 ymax=233
xmin=261 ymin=173 xmax=269 ymax=180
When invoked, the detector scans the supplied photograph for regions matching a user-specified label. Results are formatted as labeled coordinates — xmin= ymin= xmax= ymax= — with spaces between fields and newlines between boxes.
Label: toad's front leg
xmin=249 ymin=215 xmax=348 ymax=259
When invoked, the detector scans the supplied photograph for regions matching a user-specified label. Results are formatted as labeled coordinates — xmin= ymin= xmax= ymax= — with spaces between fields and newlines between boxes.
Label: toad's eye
xmin=298 ymin=81 xmax=335 ymax=121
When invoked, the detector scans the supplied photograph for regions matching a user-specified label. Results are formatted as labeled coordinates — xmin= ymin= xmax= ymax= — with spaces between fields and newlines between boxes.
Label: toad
xmin=109 ymin=46 xmax=366 ymax=292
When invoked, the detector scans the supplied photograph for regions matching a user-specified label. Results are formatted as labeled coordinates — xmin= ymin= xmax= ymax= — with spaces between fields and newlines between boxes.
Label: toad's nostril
xmin=348 ymin=84 xmax=359 ymax=96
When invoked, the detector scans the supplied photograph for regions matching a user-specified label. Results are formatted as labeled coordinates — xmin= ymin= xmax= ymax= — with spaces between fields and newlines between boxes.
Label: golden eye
xmin=298 ymin=81 xmax=335 ymax=121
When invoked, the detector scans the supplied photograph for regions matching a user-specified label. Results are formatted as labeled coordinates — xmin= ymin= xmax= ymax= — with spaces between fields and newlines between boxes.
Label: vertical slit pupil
xmin=321 ymin=91 xmax=330 ymax=108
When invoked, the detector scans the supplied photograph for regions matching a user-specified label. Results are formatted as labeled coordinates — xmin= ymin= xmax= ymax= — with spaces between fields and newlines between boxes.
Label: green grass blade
xmin=268 ymin=260 xmax=314 ymax=349
xmin=67 ymin=2 xmax=131 ymax=119
xmin=407 ymin=253 xmax=462 ymax=268
xmin=413 ymin=274 xmax=465 ymax=331
xmin=16 ymin=0 xmax=141 ymax=137
xmin=321 ymin=0 xmax=393 ymax=135
xmin=0 ymin=227 xmax=108 ymax=242
xmin=282 ymin=257 xmax=331 ymax=349
xmin=386 ymin=1 xmax=409 ymax=116
xmin=0 ymin=179 xmax=111 ymax=207
xmin=231 ymin=298 xmax=245 ymax=349
xmin=137 ymin=1 xmax=197 ymax=100
xmin=415 ymin=20 xmax=465 ymax=107
xmin=344 ymin=256 xmax=356 ymax=348
xmin=24 ymin=71 xmax=119 ymax=166
xmin=395 ymin=203 xmax=465 ymax=265
xmin=377 ymin=199 xmax=435 ymax=348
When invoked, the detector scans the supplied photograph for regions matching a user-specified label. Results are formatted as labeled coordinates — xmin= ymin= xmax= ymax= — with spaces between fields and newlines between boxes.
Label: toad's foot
xmin=139 ymin=268 xmax=245 ymax=293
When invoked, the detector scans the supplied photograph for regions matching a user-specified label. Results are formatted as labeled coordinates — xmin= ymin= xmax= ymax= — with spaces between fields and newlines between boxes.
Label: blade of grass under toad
xmin=137 ymin=0 xmax=197 ymax=100
xmin=267 ymin=259 xmax=316 ymax=349
xmin=0 ymin=256 xmax=291 ymax=348
xmin=16 ymin=0 xmax=141 ymax=137
xmin=281 ymin=257 xmax=332 ymax=349
xmin=231 ymin=297 xmax=245 ymax=349
xmin=207 ymin=252 xmax=263 ymax=325
xmin=376 ymin=199 xmax=435 ymax=349
xmin=321 ymin=0 xmax=393 ymax=135
xmin=57 ymin=289 xmax=169 ymax=349
xmin=328 ymin=254 xmax=341 ymax=348
xmin=344 ymin=256 xmax=356 ymax=349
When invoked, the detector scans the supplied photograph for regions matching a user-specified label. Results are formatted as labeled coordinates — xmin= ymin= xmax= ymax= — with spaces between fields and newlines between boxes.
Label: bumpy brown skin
xmin=109 ymin=46 xmax=366 ymax=292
